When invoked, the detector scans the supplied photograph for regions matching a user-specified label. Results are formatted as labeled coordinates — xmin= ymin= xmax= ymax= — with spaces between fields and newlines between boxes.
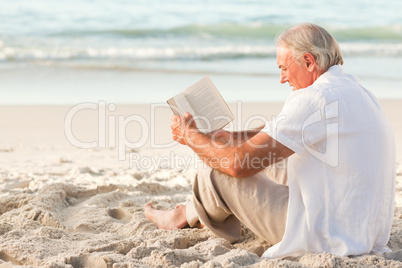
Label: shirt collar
xmin=313 ymin=64 xmax=344 ymax=85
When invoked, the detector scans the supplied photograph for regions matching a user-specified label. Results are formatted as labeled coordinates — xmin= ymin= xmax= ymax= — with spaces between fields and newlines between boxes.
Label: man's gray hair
xmin=275 ymin=23 xmax=343 ymax=71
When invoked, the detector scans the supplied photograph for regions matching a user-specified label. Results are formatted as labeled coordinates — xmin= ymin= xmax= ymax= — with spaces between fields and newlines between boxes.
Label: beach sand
xmin=0 ymin=101 xmax=402 ymax=267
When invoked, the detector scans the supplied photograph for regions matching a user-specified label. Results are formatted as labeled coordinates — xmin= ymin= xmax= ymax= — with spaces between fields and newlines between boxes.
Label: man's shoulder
xmin=289 ymin=71 xmax=360 ymax=105
xmin=285 ymin=86 xmax=329 ymax=108
xmin=310 ymin=65 xmax=362 ymax=93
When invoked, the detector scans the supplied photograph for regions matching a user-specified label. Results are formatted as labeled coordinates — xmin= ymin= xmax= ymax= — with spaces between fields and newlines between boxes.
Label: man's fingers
xmin=184 ymin=112 xmax=194 ymax=120
xmin=171 ymin=113 xmax=193 ymax=124
xmin=172 ymin=134 xmax=184 ymax=142
xmin=170 ymin=113 xmax=196 ymax=146
xmin=171 ymin=114 xmax=180 ymax=122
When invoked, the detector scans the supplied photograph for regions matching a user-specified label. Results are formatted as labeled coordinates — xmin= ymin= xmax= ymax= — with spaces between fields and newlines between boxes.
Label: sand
xmin=0 ymin=101 xmax=402 ymax=267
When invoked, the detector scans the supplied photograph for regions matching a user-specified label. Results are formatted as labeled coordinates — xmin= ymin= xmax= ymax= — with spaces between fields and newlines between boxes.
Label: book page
xmin=167 ymin=76 xmax=234 ymax=132
xmin=167 ymin=93 xmax=195 ymax=116
xmin=182 ymin=76 xmax=233 ymax=131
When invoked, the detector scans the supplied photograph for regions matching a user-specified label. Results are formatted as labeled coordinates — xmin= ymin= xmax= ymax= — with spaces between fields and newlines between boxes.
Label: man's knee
xmin=195 ymin=165 xmax=233 ymax=193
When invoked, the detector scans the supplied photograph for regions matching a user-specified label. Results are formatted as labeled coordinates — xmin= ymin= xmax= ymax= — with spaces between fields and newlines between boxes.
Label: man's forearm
xmin=211 ymin=125 xmax=264 ymax=146
xmin=186 ymin=129 xmax=240 ymax=173
xmin=171 ymin=113 xmax=291 ymax=177
xmin=229 ymin=128 xmax=263 ymax=144
xmin=184 ymin=127 xmax=275 ymax=177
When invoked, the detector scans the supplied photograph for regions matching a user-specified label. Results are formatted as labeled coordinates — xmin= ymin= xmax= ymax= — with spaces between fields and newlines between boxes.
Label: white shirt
xmin=262 ymin=65 xmax=395 ymax=259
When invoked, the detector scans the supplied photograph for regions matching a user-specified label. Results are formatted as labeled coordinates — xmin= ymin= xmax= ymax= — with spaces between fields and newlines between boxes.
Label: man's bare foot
xmin=144 ymin=203 xmax=188 ymax=230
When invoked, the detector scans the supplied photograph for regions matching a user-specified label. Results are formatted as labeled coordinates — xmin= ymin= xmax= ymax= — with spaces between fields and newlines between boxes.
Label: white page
xmin=167 ymin=76 xmax=233 ymax=132
xmin=183 ymin=77 xmax=233 ymax=131
xmin=172 ymin=93 xmax=196 ymax=116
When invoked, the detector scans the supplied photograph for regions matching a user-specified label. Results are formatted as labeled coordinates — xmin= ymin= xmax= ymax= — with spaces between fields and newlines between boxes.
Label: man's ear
xmin=303 ymin=53 xmax=315 ymax=71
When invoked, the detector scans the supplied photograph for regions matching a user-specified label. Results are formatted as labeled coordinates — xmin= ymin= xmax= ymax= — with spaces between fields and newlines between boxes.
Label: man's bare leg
xmin=144 ymin=203 xmax=188 ymax=230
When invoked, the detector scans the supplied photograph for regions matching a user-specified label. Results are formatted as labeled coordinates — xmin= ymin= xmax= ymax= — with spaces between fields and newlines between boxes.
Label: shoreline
xmin=1 ymin=62 xmax=402 ymax=105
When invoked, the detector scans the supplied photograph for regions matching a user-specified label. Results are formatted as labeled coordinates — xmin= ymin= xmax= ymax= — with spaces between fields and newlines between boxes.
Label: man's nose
xmin=280 ymin=74 xmax=287 ymax=84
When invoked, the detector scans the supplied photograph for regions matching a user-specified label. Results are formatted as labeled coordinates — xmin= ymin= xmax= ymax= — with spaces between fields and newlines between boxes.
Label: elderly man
xmin=145 ymin=23 xmax=395 ymax=259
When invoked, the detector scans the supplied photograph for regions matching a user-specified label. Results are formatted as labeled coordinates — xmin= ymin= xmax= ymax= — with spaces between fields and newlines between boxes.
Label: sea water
xmin=1 ymin=0 xmax=402 ymax=104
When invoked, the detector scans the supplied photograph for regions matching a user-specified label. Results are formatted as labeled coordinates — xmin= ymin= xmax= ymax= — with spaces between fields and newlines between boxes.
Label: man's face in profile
xmin=277 ymin=47 xmax=314 ymax=91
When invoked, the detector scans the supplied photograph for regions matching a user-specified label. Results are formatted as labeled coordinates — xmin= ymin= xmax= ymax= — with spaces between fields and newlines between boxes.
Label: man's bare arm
xmin=210 ymin=125 xmax=265 ymax=146
xmin=171 ymin=113 xmax=294 ymax=177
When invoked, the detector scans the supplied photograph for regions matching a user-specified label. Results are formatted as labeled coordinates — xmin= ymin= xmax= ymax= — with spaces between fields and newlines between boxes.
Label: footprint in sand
xmin=107 ymin=207 xmax=131 ymax=223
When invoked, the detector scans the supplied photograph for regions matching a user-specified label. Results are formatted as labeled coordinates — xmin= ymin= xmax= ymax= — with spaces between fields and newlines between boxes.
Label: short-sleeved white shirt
xmin=262 ymin=65 xmax=395 ymax=259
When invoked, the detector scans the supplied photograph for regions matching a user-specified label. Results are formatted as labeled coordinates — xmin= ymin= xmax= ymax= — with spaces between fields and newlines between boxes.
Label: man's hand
xmin=170 ymin=112 xmax=198 ymax=145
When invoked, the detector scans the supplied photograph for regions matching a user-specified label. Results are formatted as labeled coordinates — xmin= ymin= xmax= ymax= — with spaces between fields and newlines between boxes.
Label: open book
xmin=167 ymin=76 xmax=234 ymax=132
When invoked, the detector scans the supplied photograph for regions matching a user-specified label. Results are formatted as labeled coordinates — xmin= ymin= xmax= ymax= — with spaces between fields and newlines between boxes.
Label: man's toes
xmin=144 ymin=202 xmax=154 ymax=210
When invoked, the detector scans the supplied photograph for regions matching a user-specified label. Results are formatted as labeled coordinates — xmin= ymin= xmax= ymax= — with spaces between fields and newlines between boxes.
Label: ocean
xmin=1 ymin=0 xmax=402 ymax=104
